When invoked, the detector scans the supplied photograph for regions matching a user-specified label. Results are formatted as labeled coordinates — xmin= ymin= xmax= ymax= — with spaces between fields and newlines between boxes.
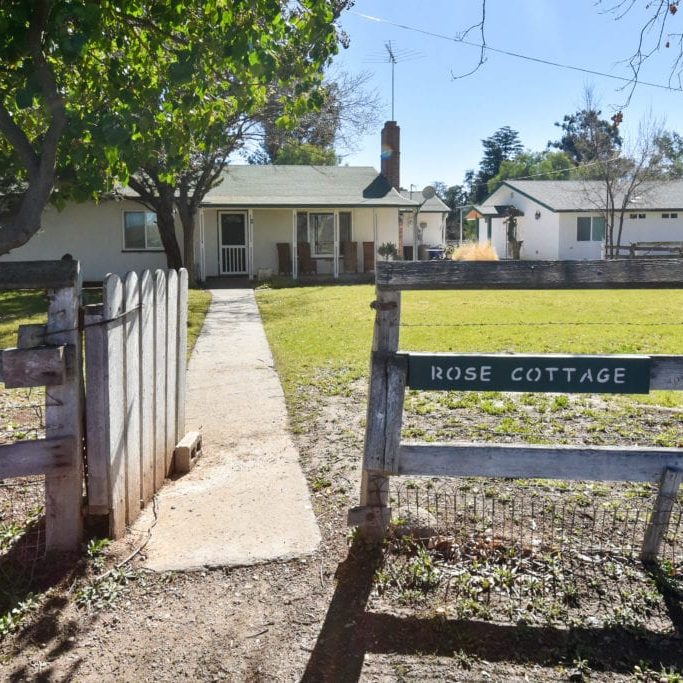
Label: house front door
xmin=219 ymin=212 xmax=247 ymax=275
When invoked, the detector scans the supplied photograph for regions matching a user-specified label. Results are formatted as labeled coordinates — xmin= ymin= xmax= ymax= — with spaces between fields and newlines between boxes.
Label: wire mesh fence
xmin=380 ymin=478 xmax=683 ymax=632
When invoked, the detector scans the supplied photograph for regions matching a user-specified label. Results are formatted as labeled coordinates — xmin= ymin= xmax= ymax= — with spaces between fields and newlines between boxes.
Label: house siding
xmin=0 ymin=199 xmax=179 ymax=282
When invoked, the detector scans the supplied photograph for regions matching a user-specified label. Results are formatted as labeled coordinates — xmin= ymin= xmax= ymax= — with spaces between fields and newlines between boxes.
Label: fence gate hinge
xmin=370 ymin=300 xmax=397 ymax=311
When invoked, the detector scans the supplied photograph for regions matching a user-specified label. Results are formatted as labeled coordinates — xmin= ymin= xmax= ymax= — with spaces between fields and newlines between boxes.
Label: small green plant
xmin=377 ymin=242 xmax=398 ymax=260
xmin=86 ymin=537 xmax=112 ymax=571
xmin=0 ymin=593 xmax=39 ymax=638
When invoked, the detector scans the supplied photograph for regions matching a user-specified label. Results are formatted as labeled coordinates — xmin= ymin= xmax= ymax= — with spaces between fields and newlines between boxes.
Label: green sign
xmin=406 ymin=353 xmax=652 ymax=394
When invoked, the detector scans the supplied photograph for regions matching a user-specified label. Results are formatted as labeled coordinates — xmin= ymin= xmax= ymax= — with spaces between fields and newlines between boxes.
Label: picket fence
xmin=84 ymin=268 xmax=188 ymax=537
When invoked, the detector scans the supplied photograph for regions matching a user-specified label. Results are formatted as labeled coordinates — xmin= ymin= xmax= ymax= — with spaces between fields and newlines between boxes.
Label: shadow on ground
xmin=302 ymin=539 xmax=683 ymax=681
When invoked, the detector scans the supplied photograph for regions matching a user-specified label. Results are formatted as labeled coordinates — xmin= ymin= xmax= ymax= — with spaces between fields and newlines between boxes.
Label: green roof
xmin=199 ymin=165 xmax=418 ymax=208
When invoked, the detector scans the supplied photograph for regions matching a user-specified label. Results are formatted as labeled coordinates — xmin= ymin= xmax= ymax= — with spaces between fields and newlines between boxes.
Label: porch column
xmin=292 ymin=209 xmax=298 ymax=279
xmin=413 ymin=208 xmax=419 ymax=261
xmin=373 ymin=209 xmax=378 ymax=272
xmin=248 ymin=209 xmax=254 ymax=279
xmin=333 ymin=210 xmax=339 ymax=279
xmin=199 ymin=209 xmax=206 ymax=282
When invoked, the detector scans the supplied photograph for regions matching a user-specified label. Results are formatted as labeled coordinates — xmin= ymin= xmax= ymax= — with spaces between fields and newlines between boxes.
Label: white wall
xmin=0 ymin=199 xmax=180 ymax=282
xmin=558 ymin=212 xmax=602 ymax=260
xmin=620 ymin=212 xmax=683 ymax=244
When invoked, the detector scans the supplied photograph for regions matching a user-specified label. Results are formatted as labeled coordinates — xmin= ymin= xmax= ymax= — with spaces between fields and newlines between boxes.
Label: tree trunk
xmin=156 ymin=207 xmax=182 ymax=270
xmin=178 ymin=204 xmax=198 ymax=287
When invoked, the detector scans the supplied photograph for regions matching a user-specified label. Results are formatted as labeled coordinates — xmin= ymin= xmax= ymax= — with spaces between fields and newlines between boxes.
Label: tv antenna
xmin=364 ymin=41 xmax=422 ymax=120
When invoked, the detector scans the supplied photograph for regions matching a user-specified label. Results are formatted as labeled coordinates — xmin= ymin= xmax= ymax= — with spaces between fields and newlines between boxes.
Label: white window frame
xmin=122 ymin=210 xmax=163 ymax=251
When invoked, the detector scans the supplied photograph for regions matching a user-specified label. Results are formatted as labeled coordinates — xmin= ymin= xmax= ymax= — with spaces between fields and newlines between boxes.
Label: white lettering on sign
xmin=431 ymin=364 xmax=493 ymax=383
xmin=427 ymin=362 xmax=634 ymax=388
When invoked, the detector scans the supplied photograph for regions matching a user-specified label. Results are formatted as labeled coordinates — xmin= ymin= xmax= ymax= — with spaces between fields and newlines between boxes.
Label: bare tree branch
xmin=451 ymin=0 xmax=488 ymax=80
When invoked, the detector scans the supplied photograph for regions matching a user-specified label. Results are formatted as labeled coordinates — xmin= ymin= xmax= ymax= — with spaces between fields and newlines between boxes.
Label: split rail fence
xmin=0 ymin=260 xmax=188 ymax=551
xmin=351 ymin=259 xmax=683 ymax=562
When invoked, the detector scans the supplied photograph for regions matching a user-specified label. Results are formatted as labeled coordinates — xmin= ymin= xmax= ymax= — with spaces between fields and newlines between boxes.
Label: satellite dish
xmin=421 ymin=185 xmax=436 ymax=200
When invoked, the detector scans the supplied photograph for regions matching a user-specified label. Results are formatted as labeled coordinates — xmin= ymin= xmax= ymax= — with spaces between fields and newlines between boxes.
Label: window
xmin=577 ymin=216 xmax=604 ymax=242
xmin=672 ymin=213 xmax=679 ymax=218
xmin=123 ymin=211 xmax=162 ymax=250
xmin=638 ymin=213 xmax=646 ymax=219
xmin=662 ymin=213 xmax=670 ymax=219
xmin=296 ymin=211 xmax=352 ymax=256
xmin=662 ymin=212 xmax=678 ymax=219
xmin=630 ymin=213 xmax=638 ymax=219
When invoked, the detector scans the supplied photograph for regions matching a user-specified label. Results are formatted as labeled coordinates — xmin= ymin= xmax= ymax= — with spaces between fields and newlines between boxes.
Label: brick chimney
xmin=380 ymin=121 xmax=400 ymax=190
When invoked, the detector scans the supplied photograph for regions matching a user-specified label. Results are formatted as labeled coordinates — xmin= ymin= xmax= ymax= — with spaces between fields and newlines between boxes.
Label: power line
xmin=350 ymin=10 xmax=682 ymax=94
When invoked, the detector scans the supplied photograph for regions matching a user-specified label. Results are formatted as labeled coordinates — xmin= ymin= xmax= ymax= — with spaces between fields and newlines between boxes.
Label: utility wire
xmin=350 ymin=10 xmax=682 ymax=93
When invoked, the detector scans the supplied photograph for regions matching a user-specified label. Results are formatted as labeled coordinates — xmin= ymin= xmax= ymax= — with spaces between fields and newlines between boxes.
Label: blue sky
xmin=332 ymin=1 xmax=683 ymax=190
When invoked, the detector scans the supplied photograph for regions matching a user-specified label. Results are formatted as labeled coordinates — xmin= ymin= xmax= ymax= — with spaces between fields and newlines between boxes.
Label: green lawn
xmin=256 ymin=285 xmax=683 ymax=405
xmin=0 ymin=288 xmax=211 ymax=357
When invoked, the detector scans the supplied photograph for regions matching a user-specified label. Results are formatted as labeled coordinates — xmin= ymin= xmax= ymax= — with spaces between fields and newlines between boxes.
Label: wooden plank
xmin=375 ymin=259 xmax=683 ymax=291
xmin=651 ymin=355 xmax=683 ymax=390
xmin=363 ymin=353 xmax=389 ymax=471
xmin=45 ymin=276 xmax=84 ymax=552
xmin=175 ymin=268 xmax=188 ymax=444
xmin=641 ymin=468 xmax=683 ymax=561
xmin=153 ymin=270 xmax=167 ymax=489
xmin=0 ymin=259 xmax=79 ymax=290
xmin=103 ymin=274 xmax=127 ymax=538
xmin=165 ymin=270 xmax=178 ymax=476
xmin=397 ymin=442 xmax=683 ymax=481
xmin=384 ymin=354 xmax=407 ymax=473
xmin=123 ymin=272 xmax=141 ymax=525
xmin=84 ymin=311 xmax=109 ymax=515
xmin=17 ymin=324 xmax=47 ymax=349
xmin=0 ymin=437 xmax=75 ymax=478
xmin=139 ymin=271 xmax=155 ymax=504
xmin=1 ymin=346 xmax=66 ymax=388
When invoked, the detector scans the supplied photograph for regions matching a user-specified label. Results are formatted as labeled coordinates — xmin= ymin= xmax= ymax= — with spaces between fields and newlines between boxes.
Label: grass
xmin=0 ymin=287 xmax=211 ymax=359
xmin=256 ymin=285 xmax=683 ymax=406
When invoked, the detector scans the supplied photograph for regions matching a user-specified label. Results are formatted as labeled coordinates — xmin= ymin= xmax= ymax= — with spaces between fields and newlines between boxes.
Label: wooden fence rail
xmin=353 ymin=259 xmax=683 ymax=563
xmin=84 ymin=268 xmax=188 ymax=537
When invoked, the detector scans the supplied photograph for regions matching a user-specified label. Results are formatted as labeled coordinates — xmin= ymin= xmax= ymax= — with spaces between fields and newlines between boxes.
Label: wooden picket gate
xmin=0 ymin=259 xmax=84 ymax=552
xmin=351 ymin=259 xmax=683 ymax=562
xmin=84 ymin=268 xmax=188 ymax=537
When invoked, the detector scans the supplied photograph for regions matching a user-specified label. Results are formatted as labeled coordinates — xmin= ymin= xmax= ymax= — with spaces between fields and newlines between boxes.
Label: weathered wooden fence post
xmin=349 ymin=289 xmax=401 ymax=540
xmin=641 ymin=468 xmax=683 ymax=562
xmin=45 ymin=260 xmax=85 ymax=551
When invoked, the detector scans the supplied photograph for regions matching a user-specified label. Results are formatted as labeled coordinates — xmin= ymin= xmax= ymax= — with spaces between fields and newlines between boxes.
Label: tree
xmin=470 ymin=126 xmax=523 ymax=202
xmin=486 ymin=150 xmax=575 ymax=193
xmin=118 ymin=1 xmax=351 ymax=280
xmin=0 ymin=1 xmax=206 ymax=255
xmin=0 ymin=1 xmax=350 ymax=279
xmin=249 ymin=70 xmax=380 ymax=165
xmin=433 ymin=181 xmax=476 ymax=241
xmin=549 ymin=91 xmax=623 ymax=166
xmin=273 ymin=143 xmax=337 ymax=165
xmin=655 ymin=131 xmax=683 ymax=178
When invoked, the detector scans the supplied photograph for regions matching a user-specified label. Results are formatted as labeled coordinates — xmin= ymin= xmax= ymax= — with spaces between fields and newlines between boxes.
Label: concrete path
xmin=135 ymin=289 xmax=320 ymax=571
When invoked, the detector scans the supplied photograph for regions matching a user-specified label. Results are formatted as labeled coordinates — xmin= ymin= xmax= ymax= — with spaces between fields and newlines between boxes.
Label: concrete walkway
xmin=136 ymin=289 xmax=320 ymax=571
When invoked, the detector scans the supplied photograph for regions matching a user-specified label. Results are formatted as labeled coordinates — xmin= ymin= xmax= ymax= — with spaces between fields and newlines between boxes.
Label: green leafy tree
xmin=486 ymin=150 xmax=575 ymax=193
xmin=0 ymin=1 xmax=199 ymax=255
xmin=470 ymin=126 xmax=523 ymax=202
xmin=655 ymin=131 xmax=683 ymax=178
xmin=273 ymin=143 xmax=337 ymax=165
xmin=0 ymin=0 xmax=350 ymax=278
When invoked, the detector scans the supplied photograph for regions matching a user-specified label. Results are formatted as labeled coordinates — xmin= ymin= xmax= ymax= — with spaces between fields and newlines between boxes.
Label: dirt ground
xmin=1 ymin=378 xmax=682 ymax=682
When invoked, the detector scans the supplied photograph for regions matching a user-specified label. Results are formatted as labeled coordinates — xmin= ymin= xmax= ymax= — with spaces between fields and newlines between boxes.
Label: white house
xmin=1 ymin=121 xmax=458 ymax=282
xmin=0 ymin=164 xmax=419 ymax=283
xmin=474 ymin=179 xmax=683 ymax=260
xmin=399 ymin=190 xmax=449 ymax=260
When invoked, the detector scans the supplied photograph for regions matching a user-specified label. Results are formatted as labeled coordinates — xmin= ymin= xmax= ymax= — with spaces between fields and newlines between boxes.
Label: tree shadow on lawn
xmin=302 ymin=538 xmax=683 ymax=682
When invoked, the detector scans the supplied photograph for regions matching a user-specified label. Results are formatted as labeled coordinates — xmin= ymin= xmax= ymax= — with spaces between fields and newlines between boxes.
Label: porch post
xmin=373 ymin=209 xmax=378 ymax=272
xmin=292 ymin=209 xmax=298 ymax=280
xmin=199 ymin=209 xmax=206 ymax=282
xmin=248 ymin=209 xmax=254 ymax=279
xmin=333 ymin=210 xmax=339 ymax=279
xmin=413 ymin=208 xmax=419 ymax=261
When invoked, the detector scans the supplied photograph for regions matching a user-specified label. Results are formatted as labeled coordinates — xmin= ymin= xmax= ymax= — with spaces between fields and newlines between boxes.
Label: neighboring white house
xmin=474 ymin=179 xmax=683 ymax=260
xmin=0 ymin=165 xmax=418 ymax=282
xmin=399 ymin=190 xmax=449 ymax=260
